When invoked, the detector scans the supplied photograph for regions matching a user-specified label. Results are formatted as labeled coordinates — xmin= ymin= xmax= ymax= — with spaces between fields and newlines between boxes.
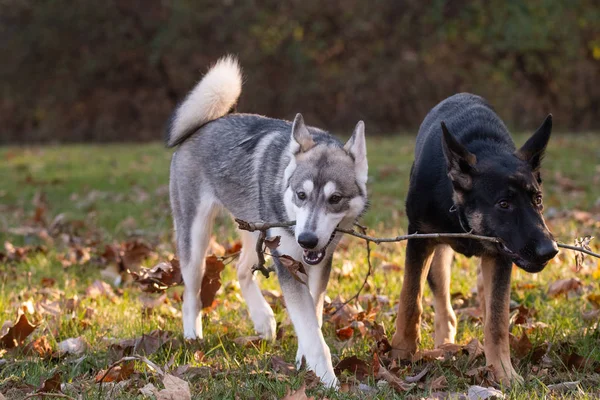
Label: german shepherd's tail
xmin=165 ymin=55 xmax=242 ymax=147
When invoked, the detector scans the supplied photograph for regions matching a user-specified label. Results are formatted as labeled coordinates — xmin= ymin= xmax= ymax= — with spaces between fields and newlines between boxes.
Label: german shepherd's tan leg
xmin=428 ymin=244 xmax=457 ymax=347
xmin=480 ymin=255 xmax=523 ymax=385
xmin=391 ymin=238 xmax=435 ymax=360
xmin=477 ymin=260 xmax=486 ymax=322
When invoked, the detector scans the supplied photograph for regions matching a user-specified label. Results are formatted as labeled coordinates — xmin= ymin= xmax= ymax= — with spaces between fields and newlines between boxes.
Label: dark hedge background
xmin=1 ymin=0 xmax=599 ymax=143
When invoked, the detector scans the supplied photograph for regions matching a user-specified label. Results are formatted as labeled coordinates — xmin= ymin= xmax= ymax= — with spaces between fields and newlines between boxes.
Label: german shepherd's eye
xmin=534 ymin=194 xmax=543 ymax=206
xmin=297 ymin=191 xmax=307 ymax=200
xmin=497 ymin=200 xmax=510 ymax=209
xmin=329 ymin=194 xmax=342 ymax=204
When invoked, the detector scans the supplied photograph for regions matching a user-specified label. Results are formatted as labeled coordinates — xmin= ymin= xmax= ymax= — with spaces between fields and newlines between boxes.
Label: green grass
xmin=1 ymin=134 xmax=599 ymax=399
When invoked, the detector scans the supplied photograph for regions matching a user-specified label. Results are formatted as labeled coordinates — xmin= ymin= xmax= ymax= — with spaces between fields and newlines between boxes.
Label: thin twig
xmin=557 ymin=243 xmax=600 ymax=259
xmin=332 ymin=225 xmax=373 ymax=315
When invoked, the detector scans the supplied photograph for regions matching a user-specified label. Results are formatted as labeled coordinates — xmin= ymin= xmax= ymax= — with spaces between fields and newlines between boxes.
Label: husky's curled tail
xmin=165 ymin=55 xmax=242 ymax=147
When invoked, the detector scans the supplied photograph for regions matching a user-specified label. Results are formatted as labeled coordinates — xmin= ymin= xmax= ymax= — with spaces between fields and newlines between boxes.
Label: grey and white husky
xmin=165 ymin=56 xmax=368 ymax=387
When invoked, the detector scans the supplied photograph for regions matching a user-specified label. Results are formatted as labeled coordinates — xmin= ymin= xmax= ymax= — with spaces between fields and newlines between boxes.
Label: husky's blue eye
xmin=297 ymin=191 xmax=307 ymax=200
xmin=329 ymin=194 xmax=342 ymax=204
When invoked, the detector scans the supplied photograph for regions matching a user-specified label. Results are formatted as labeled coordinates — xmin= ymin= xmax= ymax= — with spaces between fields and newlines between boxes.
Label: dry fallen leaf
xmin=85 ymin=280 xmax=116 ymax=299
xmin=373 ymin=352 xmax=414 ymax=393
xmin=335 ymin=326 xmax=354 ymax=341
xmin=467 ymin=385 xmax=505 ymax=400
xmin=278 ymin=255 xmax=308 ymax=285
xmin=95 ymin=361 xmax=135 ymax=383
xmin=0 ymin=313 xmax=37 ymax=349
xmin=37 ymin=371 xmax=62 ymax=393
xmin=233 ymin=336 xmax=263 ymax=347
xmin=271 ymin=356 xmax=296 ymax=376
xmin=25 ymin=335 xmax=53 ymax=358
xmin=281 ymin=384 xmax=313 ymax=400
xmin=157 ymin=374 xmax=191 ymax=400
xmin=201 ymin=255 xmax=225 ymax=309
xmin=429 ymin=375 xmax=448 ymax=390
xmin=547 ymin=278 xmax=583 ymax=297
xmin=334 ymin=356 xmax=371 ymax=382
xmin=509 ymin=332 xmax=532 ymax=359
xmin=57 ymin=336 xmax=88 ymax=355
xmin=264 ymin=236 xmax=281 ymax=251
xmin=131 ymin=259 xmax=183 ymax=293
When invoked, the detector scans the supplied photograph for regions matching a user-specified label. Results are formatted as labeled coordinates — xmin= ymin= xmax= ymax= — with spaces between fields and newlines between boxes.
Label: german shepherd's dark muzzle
xmin=391 ymin=93 xmax=558 ymax=384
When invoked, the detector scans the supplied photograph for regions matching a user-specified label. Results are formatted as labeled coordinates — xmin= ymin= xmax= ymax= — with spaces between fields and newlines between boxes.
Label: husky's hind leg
xmin=174 ymin=186 xmax=218 ymax=340
xmin=236 ymin=230 xmax=276 ymax=340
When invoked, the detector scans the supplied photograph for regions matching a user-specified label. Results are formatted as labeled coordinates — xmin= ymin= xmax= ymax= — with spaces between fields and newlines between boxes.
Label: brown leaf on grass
xmin=509 ymin=332 xmax=532 ymax=359
xmin=85 ymin=280 xmax=116 ymax=299
xmin=233 ymin=335 xmax=263 ymax=347
xmin=108 ymin=330 xmax=176 ymax=359
xmin=334 ymin=356 xmax=371 ymax=382
xmin=0 ymin=313 xmax=37 ymax=349
xmin=122 ymin=240 xmax=154 ymax=271
xmin=547 ymin=381 xmax=584 ymax=394
xmin=336 ymin=326 xmax=354 ymax=341
xmin=465 ymin=366 xmax=497 ymax=386
xmin=278 ymin=255 xmax=307 ymax=285
xmin=412 ymin=343 xmax=463 ymax=363
xmin=467 ymin=385 xmax=505 ymax=399
xmin=373 ymin=352 xmax=414 ymax=392
xmin=264 ymin=236 xmax=281 ymax=251
xmin=157 ymin=374 xmax=191 ymax=400
xmin=465 ymin=339 xmax=484 ymax=364
xmin=25 ymin=335 xmax=53 ymax=358
xmin=562 ymin=352 xmax=591 ymax=371
xmin=583 ymin=309 xmax=600 ymax=321
xmin=281 ymin=384 xmax=314 ymax=400
xmin=37 ymin=371 xmax=62 ymax=393
xmin=95 ymin=361 xmax=135 ymax=383
xmin=201 ymin=255 xmax=225 ymax=310
xmin=131 ymin=259 xmax=182 ymax=293
xmin=380 ymin=263 xmax=402 ymax=272
xmin=40 ymin=277 xmax=56 ymax=288
xmin=547 ymin=278 xmax=583 ymax=297
xmin=327 ymin=297 xmax=360 ymax=328
xmin=57 ymin=336 xmax=87 ymax=355
xmin=429 ymin=375 xmax=448 ymax=390
xmin=512 ymin=304 xmax=535 ymax=325
xmin=271 ymin=355 xmax=296 ymax=376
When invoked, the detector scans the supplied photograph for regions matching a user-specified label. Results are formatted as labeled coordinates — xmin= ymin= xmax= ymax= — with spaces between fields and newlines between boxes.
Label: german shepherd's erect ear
xmin=516 ymin=114 xmax=553 ymax=173
xmin=440 ymin=121 xmax=477 ymax=191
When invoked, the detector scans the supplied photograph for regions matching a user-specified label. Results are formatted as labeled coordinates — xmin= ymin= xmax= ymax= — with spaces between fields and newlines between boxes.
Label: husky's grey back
xmin=170 ymin=114 xmax=341 ymax=224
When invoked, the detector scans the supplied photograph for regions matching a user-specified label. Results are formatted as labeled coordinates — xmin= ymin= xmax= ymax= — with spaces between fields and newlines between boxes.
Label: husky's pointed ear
xmin=344 ymin=121 xmax=368 ymax=186
xmin=441 ymin=121 xmax=476 ymax=191
xmin=516 ymin=114 xmax=552 ymax=172
xmin=291 ymin=113 xmax=315 ymax=153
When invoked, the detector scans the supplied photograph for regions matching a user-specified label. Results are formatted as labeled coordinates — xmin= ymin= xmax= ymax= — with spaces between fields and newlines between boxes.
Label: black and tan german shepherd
xmin=391 ymin=93 xmax=558 ymax=384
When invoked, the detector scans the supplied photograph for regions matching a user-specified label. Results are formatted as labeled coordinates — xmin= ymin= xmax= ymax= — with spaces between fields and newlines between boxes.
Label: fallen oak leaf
xmin=200 ymin=255 xmax=225 ymax=310
xmin=334 ymin=356 xmax=371 ymax=382
xmin=37 ymin=371 xmax=62 ymax=393
xmin=157 ymin=374 xmax=191 ymax=400
xmin=57 ymin=336 xmax=87 ymax=355
xmin=271 ymin=356 xmax=296 ymax=376
xmin=335 ymin=326 xmax=354 ymax=341
xmin=0 ymin=313 xmax=37 ymax=349
xmin=85 ymin=280 xmax=116 ymax=299
xmin=467 ymin=385 xmax=505 ymax=400
xmin=131 ymin=259 xmax=182 ymax=293
xmin=96 ymin=361 xmax=135 ymax=383
xmin=278 ymin=255 xmax=307 ymax=285
xmin=547 ymin=278 xmax=583 ymax=298
xmin=281 ymin=383 xmax=314 ymax=400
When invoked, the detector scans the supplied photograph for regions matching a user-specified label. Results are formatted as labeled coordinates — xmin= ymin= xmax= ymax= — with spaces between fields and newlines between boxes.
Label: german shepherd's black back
xmin=391 ymin=93 xmax=557 ymax=384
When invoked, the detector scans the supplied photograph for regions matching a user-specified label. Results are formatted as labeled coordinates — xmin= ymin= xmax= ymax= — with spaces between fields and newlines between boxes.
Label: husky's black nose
xmin=298 ymin=232 xmax=318 ymax=249
xmin=536 ymin=240 xmax=559 ymax=262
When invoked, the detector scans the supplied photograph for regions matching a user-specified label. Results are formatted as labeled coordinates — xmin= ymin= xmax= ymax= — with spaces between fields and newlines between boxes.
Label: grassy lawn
xmin=1 ymin=133 xmax=599 ymax=399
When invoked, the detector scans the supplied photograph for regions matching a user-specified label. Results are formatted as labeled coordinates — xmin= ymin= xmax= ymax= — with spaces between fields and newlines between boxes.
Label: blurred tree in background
xmin=1 ymin=0 xmax=599 ymax=143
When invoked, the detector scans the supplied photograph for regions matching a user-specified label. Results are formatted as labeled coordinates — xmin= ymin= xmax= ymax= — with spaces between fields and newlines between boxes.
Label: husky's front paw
xmin=183 ymin=311 xmax=203 ymax=340
xmin=295 ymin=346 xmax=339 ymax=388
xmin=251 ymin=308 xmax=277 ymax=340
